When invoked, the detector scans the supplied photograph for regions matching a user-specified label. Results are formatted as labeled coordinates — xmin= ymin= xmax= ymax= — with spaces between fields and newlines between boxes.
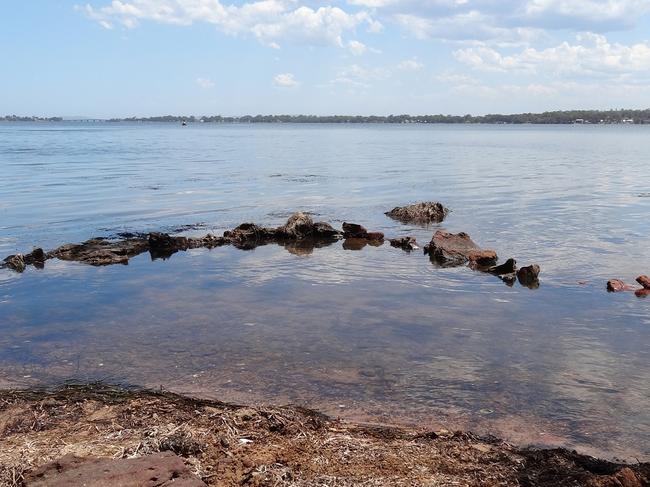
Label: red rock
xmin=635 ymin=288 xmax=650 ymax=298
xmin=424 ymin=231 xmax=497 ymax=267
xmin=607 ymin=279 xmax=632 ymax=292
xmin=636 ymin=275 xmax=650 ymax=290
xmin=467 ymin=250 xmax=498 ymax=267
xmin=25 ymin=452 xmax=207 ymax=487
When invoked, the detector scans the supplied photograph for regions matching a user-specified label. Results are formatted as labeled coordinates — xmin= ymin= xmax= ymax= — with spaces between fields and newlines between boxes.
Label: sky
xmin=2 ymin=0 xmax=650 ymax=117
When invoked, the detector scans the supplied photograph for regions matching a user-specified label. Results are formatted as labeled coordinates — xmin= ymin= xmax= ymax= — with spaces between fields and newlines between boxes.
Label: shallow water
xmin=1 ymin=122 xmax=649 ymax=460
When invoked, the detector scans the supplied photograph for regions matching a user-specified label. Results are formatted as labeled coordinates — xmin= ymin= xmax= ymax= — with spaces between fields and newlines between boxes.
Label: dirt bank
xmin=0 ymin=384 xmax=648 ymax=486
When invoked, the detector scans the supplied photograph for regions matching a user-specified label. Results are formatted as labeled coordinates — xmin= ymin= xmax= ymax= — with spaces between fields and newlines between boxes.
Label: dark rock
xmin=389 ymin=236 xmax=419 ymax=251
xmin=50 ymin=238 xmax=150 ymax=266
xmin=277 ymin=212 xmax=341 ymax=241
xmin=223 ymin=223 xmax=277 ymax=250
xmin=148 ymin=232 xmax=190 ymax=260
xmin=24 ymin=248 xmax=46 ymax=266
xmin=488 ymin=258 xmax=517 ymax=276
xmin=342 ymin=222 xmax=368 ymax=238
xmin=636 ymin=275 xmax=650 ymax=290
xmin=3 ymin=254 xmax=26 ymax=273
xmin=342 ymin=222 xmax=384 ymax=241
xmin=635 ymin=288 xmax=650 ymax=298
xmin=385 ymin=202 xmax=449 ymax=224
xmin=607 ymin=279 xmax=633 ymax=292
xmin=517 ymin=264 xmax=540 ymax=287
xmin=189 ymin=234 xmax=229 ymax=249
xmin=424 ymin=231 xmax=497 ymax=267
xmin=24 ymin=452 xmax=206 ymax=487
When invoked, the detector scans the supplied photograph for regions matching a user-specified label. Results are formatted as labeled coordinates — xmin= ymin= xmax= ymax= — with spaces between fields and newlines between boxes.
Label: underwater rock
xmin=389 ymin=236 xmax=419 ymax=251
xmin=385 ymin=202 xmax=449 ymax=224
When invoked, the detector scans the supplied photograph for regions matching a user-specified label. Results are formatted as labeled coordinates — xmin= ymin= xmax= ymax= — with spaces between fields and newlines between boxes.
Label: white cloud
xmin=348 ymin=40 xmax=367 ymax=55
xmin=455 ymin=33 xmax=650 ymax=79
xmin=397 ymin=58 xmax=423 ymax=70
xmin=83 ymin=0 xmax=381 ymax=48
xmin=346 ymin=0 xmax=650 ymax=43
xmin=273 ymin=72 xmax=299 ymax=87
xmin=331 ymin=63 xmax=390 ymax=87
xmin=196 ymin=77 xmax=215 ymax=88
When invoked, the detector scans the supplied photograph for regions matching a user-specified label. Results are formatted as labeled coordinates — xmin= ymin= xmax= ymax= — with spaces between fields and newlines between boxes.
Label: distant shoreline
xmin=3 ymin=109 xmax=650 ymax=125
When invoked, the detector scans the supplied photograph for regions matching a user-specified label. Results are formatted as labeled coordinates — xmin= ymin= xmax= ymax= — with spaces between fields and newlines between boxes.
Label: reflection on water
xmin=0 ymin=122 xmax=649 ymax=461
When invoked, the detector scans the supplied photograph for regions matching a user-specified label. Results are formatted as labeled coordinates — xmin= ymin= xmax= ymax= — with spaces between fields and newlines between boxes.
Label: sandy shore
xmin=0 ymin=384 xmax=648 ymax=486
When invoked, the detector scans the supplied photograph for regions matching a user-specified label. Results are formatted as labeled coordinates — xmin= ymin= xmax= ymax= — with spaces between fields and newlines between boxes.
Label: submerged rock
xmin=635 ymin=288 xmax=650 ymax=298
xmin=424 ymin=231 xmax=497 ymax=267
xmin=49 ymin=238 xmax=149 ymax=266
xmin=385 ymin=202 xmax=449 ymax=224
xmin=389 ymin=236 xmax=419 ymax=251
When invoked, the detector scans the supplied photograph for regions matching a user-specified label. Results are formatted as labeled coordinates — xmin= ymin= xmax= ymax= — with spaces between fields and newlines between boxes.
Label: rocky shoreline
xmin=1 ymin=204 xmax=542 ymax=290
xmin=0 ymin=384 xmax=648 ymax=487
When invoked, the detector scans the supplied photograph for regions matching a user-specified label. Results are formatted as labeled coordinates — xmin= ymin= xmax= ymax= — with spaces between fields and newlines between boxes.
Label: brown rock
xmin=636 ymin=275 xmax=650 ymax=290
xmin=635 ymin=288 xmax=650 ymax=298
xmin=607 ymin=279 xmax=632 ymax=292
xmin=342 ymin=238 xmax=369 ymax=251
xmin=148 ymin=232 xmax=191 ymax=260
xmin=424 ymin=231 xmax=497 ymax=267
xmin=467 ymin=250 xmax=498 ymax=267
xmin=517 ymin=264 xmax=541 ymax=286
xmin=342 ymin=222 xmax=368 ymax=238
xmin=385 ymin=202 xmax=449 ymax=224
xmin=277 ymin=213 xmax=341 ymax=240
xmin=25 ymin=452 xmax=207 ymax=487
xmin=24 ymin=248 xmax=46 ymax=266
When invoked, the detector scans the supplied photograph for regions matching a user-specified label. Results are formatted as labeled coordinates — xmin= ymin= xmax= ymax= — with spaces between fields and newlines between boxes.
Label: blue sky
xmin=2 ymin=0 xmax=650 ymax=117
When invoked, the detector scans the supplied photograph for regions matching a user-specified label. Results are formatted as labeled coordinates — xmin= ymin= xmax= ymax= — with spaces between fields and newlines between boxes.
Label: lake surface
xmin=1 ymin=122 xmax=649 ymax=460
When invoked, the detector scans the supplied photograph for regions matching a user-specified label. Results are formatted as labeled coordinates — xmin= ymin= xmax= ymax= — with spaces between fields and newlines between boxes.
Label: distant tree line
xmin=107 ymin=109 xmax=650 ymax=124
xmin=4 ymin=110 xmax=650 ymax=124
xmin=2 ymin=115 xmax=63 ymax=122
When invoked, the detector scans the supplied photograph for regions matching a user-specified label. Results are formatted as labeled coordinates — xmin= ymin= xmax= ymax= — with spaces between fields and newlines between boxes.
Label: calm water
xmin=1 ymin=122 xmax=649 ymax=460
